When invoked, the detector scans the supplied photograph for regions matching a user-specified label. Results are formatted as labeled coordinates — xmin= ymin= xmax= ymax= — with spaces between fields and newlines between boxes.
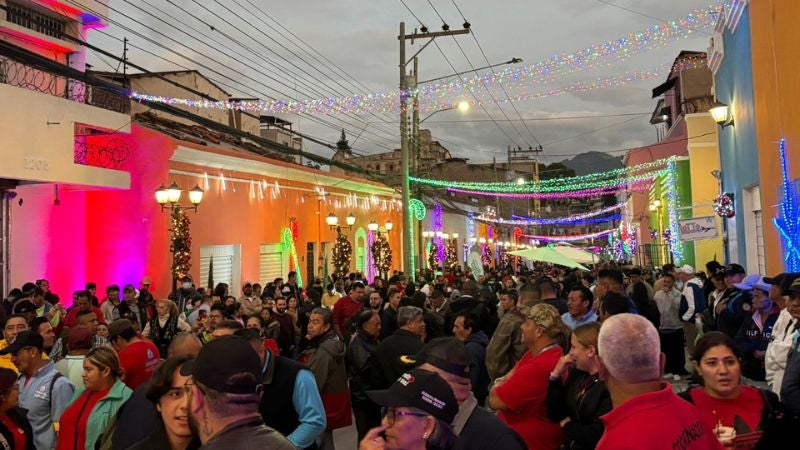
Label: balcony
xmin=0 ymin=54 xmax=129 ymax=115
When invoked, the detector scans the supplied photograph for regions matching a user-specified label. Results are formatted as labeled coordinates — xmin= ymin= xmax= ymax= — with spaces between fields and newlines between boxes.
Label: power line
xmin=541 ymin=115 xmax=645 ymax=146
xmin=590 ymin=0 xmax=715 ymax=36
xmin=62 ymin=0 xmax=399 ymax=156
xmin=450 ymin=0 xmax=543 ymax=147
xmin=367 ymin=112 xmax=651 ymax=123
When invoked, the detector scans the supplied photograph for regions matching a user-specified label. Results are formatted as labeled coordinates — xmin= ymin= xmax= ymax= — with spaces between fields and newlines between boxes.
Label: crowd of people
xmin=1 ymin=259 xmax=799 ymax=449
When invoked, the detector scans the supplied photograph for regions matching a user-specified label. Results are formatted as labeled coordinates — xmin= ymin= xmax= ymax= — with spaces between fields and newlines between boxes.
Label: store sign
xmin=679 ymin=216 xmax=719 ymax=242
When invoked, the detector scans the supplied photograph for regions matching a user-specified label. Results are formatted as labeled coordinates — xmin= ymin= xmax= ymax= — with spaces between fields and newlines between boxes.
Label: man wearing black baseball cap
xmin=403 ymin=338 xmax=525 ymax=450
xmin=2 ymin=330 xmax=74 ymax=450
xmin=714 ymin=263 xmax=752 ymax=337
xmin=363 ymin=368 xmax=457 ymax=449
xmin=180 ymin=336 xmax=294 ymax=449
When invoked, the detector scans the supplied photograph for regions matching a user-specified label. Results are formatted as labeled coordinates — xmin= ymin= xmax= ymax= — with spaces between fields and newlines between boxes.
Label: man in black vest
xmin=236 ymin=328 xmax=326 ymax=449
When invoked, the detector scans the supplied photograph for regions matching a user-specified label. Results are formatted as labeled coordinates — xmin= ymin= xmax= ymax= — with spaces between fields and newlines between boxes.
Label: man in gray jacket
xmin=486 ymin=289 xmax=527 ymax=381
xmin=3 ymin=331 xmax=74 ymax=450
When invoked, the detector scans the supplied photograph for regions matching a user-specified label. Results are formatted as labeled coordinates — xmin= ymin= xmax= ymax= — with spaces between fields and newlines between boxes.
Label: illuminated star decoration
xmin=772 ymin=139 xmax=800 ymax=271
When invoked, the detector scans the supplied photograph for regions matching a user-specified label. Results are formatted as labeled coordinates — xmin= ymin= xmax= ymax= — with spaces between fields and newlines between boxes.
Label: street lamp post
xmin=400 ymin=22 xmax=470 ymax=281
xmin=155 ymin=182 xmax=204 ymax=305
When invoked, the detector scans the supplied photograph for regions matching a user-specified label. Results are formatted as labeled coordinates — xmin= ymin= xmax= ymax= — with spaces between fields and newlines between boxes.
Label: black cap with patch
xmin=367 ymin=368 xmax=458 ymax=423
xmin=725 ymin=264 xmax=746 ymax=276
xmin=0 ymin=331 xmax=43 ymax=355
xmin=403 ymin=337 xmax=471 ymax=378
xmin=764 ymin=273 xmax=800 ymax=293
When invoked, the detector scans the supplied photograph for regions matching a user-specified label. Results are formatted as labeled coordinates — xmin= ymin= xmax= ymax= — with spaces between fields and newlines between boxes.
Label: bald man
xmin=595 ymin=314 xmax=723 ymax=450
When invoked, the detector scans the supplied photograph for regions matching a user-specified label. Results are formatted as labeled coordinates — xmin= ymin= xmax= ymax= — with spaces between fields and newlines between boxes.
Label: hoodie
xmin=298 ymin=330 xmax=352 ymax=430
xmin=464 ymin=331 xmax=491 ymax=406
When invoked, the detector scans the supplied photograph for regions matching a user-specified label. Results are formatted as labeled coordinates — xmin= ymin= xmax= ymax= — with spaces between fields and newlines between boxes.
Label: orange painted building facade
xmin=748 ymin=0 xmax=800 ymax=273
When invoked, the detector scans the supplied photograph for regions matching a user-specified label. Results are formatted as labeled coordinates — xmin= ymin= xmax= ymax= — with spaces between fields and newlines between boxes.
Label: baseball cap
xmin=180 ymin=336 xmax=262 ymax=394
xmin=785 ymin=279 xmax=800 ymax=297
xmin=525 ymin=303 xmax=565 ymax=334
xmin=367 ymin=368 xmax=458 ymax=424
xmin=15 ymin=300 xmax=38 ymax=314
xmin=752 ymin=277 xmax=772 ymax=293
xmin=0 ymin=331 xmax=44 ymax=355
xmin=107 ymin=319 xmax=135 ymax=340
xmin=725 ymin=264 xmax=746 ymax=276
xmin=404 ymin=337 xmax=471 ymax=378
xmin=678 ymin=264 xmax=695 ymax=275
xmin=764 ymin=273 xmax=800 ymax=292
xmin=67 ymin=327 xmax=93 ymax=351
xmin=733 ymin=274 xmax=761 ymax=291
xmin=141 ymin=276 xmax=152 ymax=286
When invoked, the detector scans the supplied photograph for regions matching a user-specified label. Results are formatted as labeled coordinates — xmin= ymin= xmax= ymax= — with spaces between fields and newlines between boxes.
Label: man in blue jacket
xmin=4 ymin=331 xmax=74 ymax=450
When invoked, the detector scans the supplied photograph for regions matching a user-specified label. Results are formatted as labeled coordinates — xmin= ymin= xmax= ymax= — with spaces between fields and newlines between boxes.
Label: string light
xmin=665 ymin=159 xmax=684 ymax=263
xmin=129 ymin=5 xmax=719 ymax=115
xmin=519 ymin=229 xmax=616 ymax=242
xmin=508 ymin=201 xmax=627 ymax=223
xmin=281 ymin=226 xmax=302 ymax=287
xmin=773 ymin=139 xmax=800 ymax=270
xmin=414 ymin=158 xmax=672 ymax=189
xmin=480 ymin=213 xmax=622 ymax=226
xmin=446 ymin=177 xmax=654 ymax=199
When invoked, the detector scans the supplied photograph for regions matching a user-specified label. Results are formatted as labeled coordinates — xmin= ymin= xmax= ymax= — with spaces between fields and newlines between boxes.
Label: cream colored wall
xmin=0 ymin=84 xmax=130 ymax=187
xmin=129 ymin=72 xmax=260 ymax=136
xmin=685 ymin=113 xmax=724 ymax=268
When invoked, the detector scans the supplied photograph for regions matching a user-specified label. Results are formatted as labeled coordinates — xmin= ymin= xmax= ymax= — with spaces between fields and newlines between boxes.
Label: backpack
xmin=679 ymin=281 xmax=707 ymax=322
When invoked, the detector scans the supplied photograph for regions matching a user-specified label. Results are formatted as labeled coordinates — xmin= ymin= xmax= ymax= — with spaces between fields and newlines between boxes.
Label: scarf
xmin=148 ymin=314 xmax=178 ymax=357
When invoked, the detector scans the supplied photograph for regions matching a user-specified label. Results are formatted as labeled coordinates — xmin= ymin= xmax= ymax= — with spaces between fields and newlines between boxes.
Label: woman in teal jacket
xmin=57 ymin=346 xmax=132 ymax=450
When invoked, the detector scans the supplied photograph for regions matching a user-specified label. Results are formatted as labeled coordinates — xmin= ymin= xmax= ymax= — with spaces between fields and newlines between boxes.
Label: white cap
xmin=678 ymin=264 xmax=695 ymax=275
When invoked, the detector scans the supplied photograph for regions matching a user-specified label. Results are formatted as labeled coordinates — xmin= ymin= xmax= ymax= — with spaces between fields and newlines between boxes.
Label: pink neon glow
xmin=447 ymin=178 xmax=653 ymax=199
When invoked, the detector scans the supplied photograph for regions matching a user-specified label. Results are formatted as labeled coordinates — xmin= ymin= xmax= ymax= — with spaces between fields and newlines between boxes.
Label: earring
xmin=422 ymin=432 xmax=429 ymax=440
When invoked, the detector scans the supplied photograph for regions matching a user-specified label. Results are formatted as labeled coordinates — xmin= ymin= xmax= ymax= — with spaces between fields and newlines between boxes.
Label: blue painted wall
xmin=714 ymin=7 xmax=759 ymax=266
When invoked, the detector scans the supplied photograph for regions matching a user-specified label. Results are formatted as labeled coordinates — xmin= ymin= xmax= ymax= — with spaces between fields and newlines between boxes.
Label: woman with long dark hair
xmin=143 ymin=299 xmax=191 ymax=358
xmin=680 ymin=332 xmax=787 ymax=449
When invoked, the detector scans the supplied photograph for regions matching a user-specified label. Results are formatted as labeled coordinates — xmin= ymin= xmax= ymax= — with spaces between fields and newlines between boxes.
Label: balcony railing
xmin=0 ymin=55 xmax=129 ymax=114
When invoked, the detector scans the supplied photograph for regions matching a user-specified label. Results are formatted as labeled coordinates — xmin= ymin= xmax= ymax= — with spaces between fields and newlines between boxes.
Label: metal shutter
xmin=260 ymin=243 xmax=285 ymax=286
xmin=199 ymin=245 xmax=234 ymax=290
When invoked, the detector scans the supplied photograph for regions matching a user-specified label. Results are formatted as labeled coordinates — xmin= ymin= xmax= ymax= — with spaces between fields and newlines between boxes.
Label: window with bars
xmin=754 ymin=210 xmax=767 ymax=274
xmin=6 ymin=2 xmax=66 ymax=39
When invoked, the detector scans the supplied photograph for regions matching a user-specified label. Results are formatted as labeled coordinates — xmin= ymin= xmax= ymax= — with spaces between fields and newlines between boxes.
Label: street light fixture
xmin=346 ymin=213 xmax=357 ymax=228
xmin=385 ymin=221 xmax=394 ymax=232
xmin=710 ymin=101 xmax=734 ymax=128
xmin=416 ymin=57 xmax=524 ymax=85
xmin=368 ymin=220 xmax=379 ymax=232
xmin=326 ymin=213 xmax=339 ymax=230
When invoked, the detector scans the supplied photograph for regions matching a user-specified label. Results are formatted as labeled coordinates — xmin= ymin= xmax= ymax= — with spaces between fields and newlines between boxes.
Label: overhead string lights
xmin=475 ymin=202 xmax=626 ymax=226
xmin=412 ymin=158 xmax=671 ymax=190
xmin=129 ymin=5 xmax=721 ymax=116
xmin=447 ymin=177 xmax=655 ymax=199
xmin=518 ymin=229 xmax=617 ymax=242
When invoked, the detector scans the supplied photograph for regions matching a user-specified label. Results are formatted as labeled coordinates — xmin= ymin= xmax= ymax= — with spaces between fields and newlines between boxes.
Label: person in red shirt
xmin=488 ymin=303 xmax=569 ymax=450
xmin=679 ymin=331 xmax=788 ymax=449
xmin=332 ymin=282 xmax=366 ymax=338
xmin=107 ymin=319 xmax=160 ymax=389
xmin=595 ymin=313 xmax=723 ymax=450
xmin=64 ymin=291 xmax=105 ymax=329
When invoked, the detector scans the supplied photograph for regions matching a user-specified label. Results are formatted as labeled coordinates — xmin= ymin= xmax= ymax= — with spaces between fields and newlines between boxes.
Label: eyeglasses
xmin=382 ymin=408 xmax=429 ymax=426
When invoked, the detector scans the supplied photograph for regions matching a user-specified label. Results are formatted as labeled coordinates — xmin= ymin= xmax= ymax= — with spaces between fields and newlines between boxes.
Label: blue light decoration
xmin=665 ymin=158 xmax=683 ymax=263
xmin=773 ymin=139 xmax=800 ymax=271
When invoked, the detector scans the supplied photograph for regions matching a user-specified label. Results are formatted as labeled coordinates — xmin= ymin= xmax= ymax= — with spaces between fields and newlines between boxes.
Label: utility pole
xmin=399 ymin=21 xmax=469 ymax=281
